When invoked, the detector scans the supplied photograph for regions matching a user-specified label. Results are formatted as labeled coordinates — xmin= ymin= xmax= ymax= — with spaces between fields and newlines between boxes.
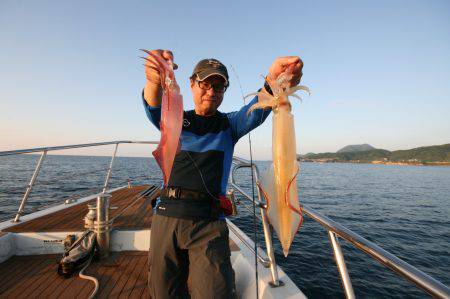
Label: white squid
xmin=246 ymin=71 xmax=309 ymax=257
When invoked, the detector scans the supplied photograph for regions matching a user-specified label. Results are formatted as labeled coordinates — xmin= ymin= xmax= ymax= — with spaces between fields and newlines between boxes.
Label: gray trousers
xmin=148 ymin=214 xmax=236 ymax=299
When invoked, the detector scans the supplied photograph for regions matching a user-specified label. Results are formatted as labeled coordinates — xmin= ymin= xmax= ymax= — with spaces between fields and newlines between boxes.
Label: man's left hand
xmin=266 ymin=56 xmax=303 ymax=88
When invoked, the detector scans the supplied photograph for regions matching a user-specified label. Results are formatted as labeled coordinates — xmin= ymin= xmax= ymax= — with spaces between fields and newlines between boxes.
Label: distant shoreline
xmin=298 ymin=143 xmax=450 ymax=166
xmin=300 ymin=160 xmax=450 ymax=166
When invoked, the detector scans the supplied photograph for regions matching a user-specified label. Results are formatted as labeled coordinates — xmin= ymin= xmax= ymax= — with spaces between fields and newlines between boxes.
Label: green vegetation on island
xmin=337 ymin=143 xmax=376 ymax=153
xmin=299 ymin=144 xmax=450 ymax=165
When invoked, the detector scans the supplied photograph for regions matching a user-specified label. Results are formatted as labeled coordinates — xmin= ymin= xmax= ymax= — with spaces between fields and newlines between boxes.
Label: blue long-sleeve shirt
xmin=143 ymin=93 xmax=271 ymax=218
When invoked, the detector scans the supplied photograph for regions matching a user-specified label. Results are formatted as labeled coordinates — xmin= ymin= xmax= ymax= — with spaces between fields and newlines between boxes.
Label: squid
xmin=246 ymin=69 xmax=309 ymax=256
xmin=141 ymin=50 xmax=184 ymax=185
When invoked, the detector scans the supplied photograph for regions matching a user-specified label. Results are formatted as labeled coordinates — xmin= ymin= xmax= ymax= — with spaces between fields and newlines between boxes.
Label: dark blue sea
xmin=1 ymin=154 xmax=449 ymax=298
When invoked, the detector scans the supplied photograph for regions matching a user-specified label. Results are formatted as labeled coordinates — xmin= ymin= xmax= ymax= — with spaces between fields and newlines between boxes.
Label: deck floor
xmin=4 ymin=185 xmax=158 ymax=233
xmin=0 ymin=185 xmax=240 ymax=298
xmin=0 ymin=251 xmax=149 ymax=298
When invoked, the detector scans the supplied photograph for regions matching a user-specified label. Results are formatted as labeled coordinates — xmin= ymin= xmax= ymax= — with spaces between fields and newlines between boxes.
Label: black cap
xmin=192 ymin=58 xmax=229 ymax=85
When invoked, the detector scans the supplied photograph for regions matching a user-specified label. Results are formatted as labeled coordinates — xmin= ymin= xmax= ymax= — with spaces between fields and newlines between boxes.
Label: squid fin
xmin=258 ymin=163 xmax=276 ymax=214
xmin=282 ymin=163 xmax=303 ymax=257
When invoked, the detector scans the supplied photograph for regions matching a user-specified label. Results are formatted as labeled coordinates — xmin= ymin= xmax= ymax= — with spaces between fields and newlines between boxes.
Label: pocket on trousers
xmin=205 ymin=221 xmax=231 ymax=261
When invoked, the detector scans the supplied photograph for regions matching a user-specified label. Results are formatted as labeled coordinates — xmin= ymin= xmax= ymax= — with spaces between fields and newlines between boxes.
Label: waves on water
xmin=1 ymin=155 xmax=449 ymax=298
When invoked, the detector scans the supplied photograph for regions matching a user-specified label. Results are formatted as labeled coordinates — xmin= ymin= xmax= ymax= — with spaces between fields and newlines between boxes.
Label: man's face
xmin=190 ymin=75 xmax=227 ymax=116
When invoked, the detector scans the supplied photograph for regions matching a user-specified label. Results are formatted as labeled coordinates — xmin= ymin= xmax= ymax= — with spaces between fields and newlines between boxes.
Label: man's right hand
xmin=143 ymin=49 xmax=177 ymax=85
xmin=266 ymin=56 xmax=303 ymax=89
xmin=142 ymin=49 xmax=177 ymax=107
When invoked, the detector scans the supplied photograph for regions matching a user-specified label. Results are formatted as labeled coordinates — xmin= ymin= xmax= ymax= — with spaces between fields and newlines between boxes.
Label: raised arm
xmin=230 ymin=56 xmax=304 ymax=138
xmin=142 ymin=49 xmax=177 ymax=107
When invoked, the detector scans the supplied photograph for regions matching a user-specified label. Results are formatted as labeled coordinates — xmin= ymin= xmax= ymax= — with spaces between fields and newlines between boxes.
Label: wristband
xmin=264 ymin=80 xmax=273 ymax=96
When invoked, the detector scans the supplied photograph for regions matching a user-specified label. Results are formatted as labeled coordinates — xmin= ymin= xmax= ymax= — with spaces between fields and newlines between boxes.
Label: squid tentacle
xmin=287 ymin=85 xmax=310 ymax=95
xmin=256 ymin=91 xmax=277 ymax=103
xmin=147 ymin=56 xmax=167 ymax=88
xmin=247 ymin=102 xmax=272 ymax=115
xmin=144 ymin=51 xmax=175 ymax=89
xmin=246 ymin=92 xmax=278 ymax=115
xmin=289 ymin=94 xmax=303 ymax=102
xmin=283 ymin=85 xmax=311 ymax=103
xmin=243 ymin=92 xmax=260 ymax=101
xmin=147 ymin=54 xmax=168 ymax=79
xmin=140 ymin=49 xmax=165 ymax=72
xmin=247 ymin=73 xmax=310 ymax=115
xmin=149 ymin=52 xmax=172 ymax=76
xmin=139 ymin=54 xmax=166 ymax=87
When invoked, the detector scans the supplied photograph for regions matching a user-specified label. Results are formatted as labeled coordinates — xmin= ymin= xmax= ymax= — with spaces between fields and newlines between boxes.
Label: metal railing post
xmin=2 ymin=145 xmax=449 ymax=298
xmin=252 ymin=166 xmax=283 ymax=287
xmin=0 ymin=140 xmax=158 ymax=222
xmin=328 ymin=231 xmax=355 ymax=299
xmin=304 ymin=206 xmax=450 ymax=298
xmin=13 ymin=150 xmax=47 ymax=222
xmin=102 ymin=143 xmax=119 ymax=193
xmin=231 ymin=159 xmax=282 ymax=287
xmin=230 ymin=156 xmax=450 ymax=298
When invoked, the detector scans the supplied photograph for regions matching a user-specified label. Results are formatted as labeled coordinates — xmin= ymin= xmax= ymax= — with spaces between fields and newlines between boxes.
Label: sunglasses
xmin=195 ymin=79 xmax=228 ymax=93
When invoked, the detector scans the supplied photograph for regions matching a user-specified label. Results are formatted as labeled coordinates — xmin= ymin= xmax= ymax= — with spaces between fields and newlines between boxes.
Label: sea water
xmin=0 ymin=155 xmax=449 ymax=298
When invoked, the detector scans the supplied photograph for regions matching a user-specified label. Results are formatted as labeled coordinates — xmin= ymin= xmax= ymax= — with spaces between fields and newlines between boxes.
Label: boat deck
xmin=4 ymin=185 xmax=156 ymax=233
xmin=0 ymin=252 xmax=149 ymax=298
xmin=0 ymin=185 xmax=239 ymax=298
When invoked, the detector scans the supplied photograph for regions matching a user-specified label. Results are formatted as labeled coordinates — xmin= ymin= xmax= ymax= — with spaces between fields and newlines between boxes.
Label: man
xmin=142 ymin=49 xmax=303 ymax=298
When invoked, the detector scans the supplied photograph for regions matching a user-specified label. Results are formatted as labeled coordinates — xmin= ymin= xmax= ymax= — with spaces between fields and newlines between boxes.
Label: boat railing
xmin=230 ymin=157 xmax=450 ymax=299
xmin=0 ymin=140 xmax=158 ymax=222
xmin=2 ymin=143 xmax=449 ymax=298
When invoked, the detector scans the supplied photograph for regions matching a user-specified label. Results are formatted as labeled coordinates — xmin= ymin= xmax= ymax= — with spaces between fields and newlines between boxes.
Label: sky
xmin=1 ymin=0 xmax=449 ymax=159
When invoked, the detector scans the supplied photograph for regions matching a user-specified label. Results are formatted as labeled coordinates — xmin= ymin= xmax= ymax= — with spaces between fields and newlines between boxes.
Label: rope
xmin=77 ymin=185 xmax=156 ymax=299
xmin=79 ymin=256 xmax=99 ymax=299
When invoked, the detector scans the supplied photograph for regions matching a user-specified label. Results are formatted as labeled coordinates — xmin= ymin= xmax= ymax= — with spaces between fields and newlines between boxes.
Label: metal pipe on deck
xmin=96 ymin=193 xmax=111 ymax=258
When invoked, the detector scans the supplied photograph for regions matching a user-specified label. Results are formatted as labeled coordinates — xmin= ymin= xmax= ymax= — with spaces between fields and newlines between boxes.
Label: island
xmin=298 ymin=143 xmax=450 ymax=166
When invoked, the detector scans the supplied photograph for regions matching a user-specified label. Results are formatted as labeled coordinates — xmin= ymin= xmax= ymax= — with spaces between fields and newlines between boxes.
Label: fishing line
xmin=231 ymin=65 xmax=259 ymax=299
xmin=185 ymin=151 xmax=219 ymax=201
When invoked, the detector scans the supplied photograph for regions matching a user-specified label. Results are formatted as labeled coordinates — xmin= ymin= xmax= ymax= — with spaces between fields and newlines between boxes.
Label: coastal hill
xmin=298 ymin=143 xmax=450 ymax=165
xmin=337 ymin=144 xmax=376 ymax=153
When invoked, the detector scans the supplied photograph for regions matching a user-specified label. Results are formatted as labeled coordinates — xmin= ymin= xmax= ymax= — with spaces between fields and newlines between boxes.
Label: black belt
xmin=158 ymin=187 xmax=221 ymax=219
xmin=160 ymin=187 xmax=214 ymax=201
